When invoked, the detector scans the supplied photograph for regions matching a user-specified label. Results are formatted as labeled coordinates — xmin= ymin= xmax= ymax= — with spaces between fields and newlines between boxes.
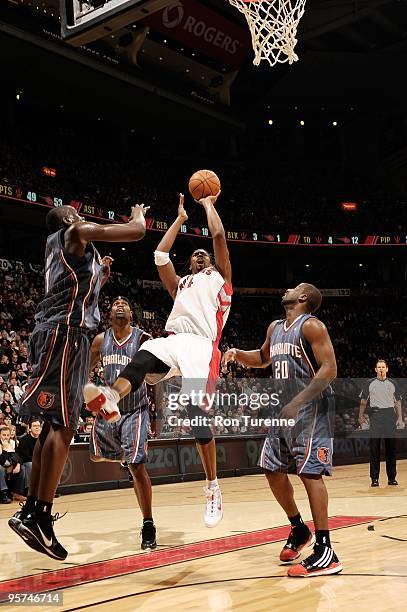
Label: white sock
xmin=207 ymin=478 xmax=218 ymax=490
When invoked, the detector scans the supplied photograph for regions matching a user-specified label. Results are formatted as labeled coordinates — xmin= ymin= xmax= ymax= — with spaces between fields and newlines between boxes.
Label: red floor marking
xmin=0 ymin=516 xmax=378 ymax=598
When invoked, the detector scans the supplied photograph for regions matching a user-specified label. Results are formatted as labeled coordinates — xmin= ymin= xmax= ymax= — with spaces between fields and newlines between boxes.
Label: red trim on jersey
xmin=202 ymin=283 xmax=230 ymax=406
xmin=223 ymin=282 xmax=233 ymax=295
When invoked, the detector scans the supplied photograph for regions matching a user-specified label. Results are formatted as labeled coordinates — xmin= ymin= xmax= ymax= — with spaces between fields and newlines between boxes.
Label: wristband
xmin=154 ymin=250 xmax=170 ymax=266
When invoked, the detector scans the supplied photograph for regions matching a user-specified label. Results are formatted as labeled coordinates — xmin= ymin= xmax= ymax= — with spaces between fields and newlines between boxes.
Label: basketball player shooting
xmin=9 ymin=204 xmax=148 ymax=560
xmin=88 ymin=297 xmax=157 ymax=550
xmin=84 ymin=191 xmax=232 ymax=528
xmin=222 ymin=283 xmax=342 ymax=577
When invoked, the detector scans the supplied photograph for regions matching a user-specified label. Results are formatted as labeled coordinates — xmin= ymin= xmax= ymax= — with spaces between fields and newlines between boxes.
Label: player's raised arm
xmin=88 ymin=332 xmax=105 ymax=377
xmin=155 ymin=193 xmax=187 ymax=300
xmin=197 ymin=193 xmax=232 ymax=285
xmin=222 ymin=321 xmax=276 ymax=372
xmin=66 ymin=204 xmax=148 ymax=253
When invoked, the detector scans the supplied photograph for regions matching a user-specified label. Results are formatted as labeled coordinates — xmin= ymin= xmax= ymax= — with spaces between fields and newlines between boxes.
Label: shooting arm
xmin=201 ymin=197 xmax=231 ymax=285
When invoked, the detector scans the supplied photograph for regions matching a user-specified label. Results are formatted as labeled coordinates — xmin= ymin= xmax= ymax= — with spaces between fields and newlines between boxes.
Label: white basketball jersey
xmin=165 ymin=266 xmax=232 ymax=342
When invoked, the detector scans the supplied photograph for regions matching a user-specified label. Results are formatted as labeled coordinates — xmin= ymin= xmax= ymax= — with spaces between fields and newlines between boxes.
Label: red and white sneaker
xmin=83 ymin=383 xmax=121 ymax=422
xmin=287 ymin=544 xmax=343 ymax=577
xmin=280 ymin=526 xmax=315 ymax=562
xmin=204 ymin=486 xmax=223 ymax=528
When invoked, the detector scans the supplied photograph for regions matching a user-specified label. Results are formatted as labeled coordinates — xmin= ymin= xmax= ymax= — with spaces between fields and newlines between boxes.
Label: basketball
xmin=188 ymin=169 xmax=221 ymax=201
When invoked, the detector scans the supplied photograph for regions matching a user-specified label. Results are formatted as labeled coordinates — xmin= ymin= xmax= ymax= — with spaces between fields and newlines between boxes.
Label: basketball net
xmin=228 ymin=0 xmax=307 ymax=67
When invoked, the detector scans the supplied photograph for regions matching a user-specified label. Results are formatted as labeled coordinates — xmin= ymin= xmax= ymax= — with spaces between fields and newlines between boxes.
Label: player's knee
xmin=300 ymin=473 xmax=323 ymax=482
xmin=264 ymin=470 xmax=288 ymax=484
xmin=121 ymin=350 xmax=166 ymax=392
xmin=128 ymin=462 xmax=146 ymax=478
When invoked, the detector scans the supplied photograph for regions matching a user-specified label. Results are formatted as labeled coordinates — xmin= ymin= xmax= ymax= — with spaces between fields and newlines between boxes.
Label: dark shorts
xmin=258 ymin=397 xmax=335 ymax=476
xmin=17 ymin=322 xmax=91 ymax=431
xmin=89 ymin=409 xmax=149 ymax=464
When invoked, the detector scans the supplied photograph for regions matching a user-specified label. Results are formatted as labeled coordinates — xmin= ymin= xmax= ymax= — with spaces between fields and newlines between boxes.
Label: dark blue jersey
xmin=101 ymin=327 xmax=149 ymax=414
xmin=35 ymin=229 xmax=103 ymax=331
xmin=270 ymin=314 xmax=333 ymax=398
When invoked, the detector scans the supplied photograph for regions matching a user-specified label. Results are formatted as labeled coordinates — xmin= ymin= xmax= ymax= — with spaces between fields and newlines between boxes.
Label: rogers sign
xmin=143 ymin=0 xmax=250 ymax=68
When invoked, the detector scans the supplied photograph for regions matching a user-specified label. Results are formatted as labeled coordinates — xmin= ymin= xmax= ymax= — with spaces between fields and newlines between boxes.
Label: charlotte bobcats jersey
xmin=270 ymin=313 xmax=333 ymax=398
xmin=101 ymin=327 xmax=149 ymax=414
xmin=165 ymin=266 xmax=232 ymax=342
xmin=35 ymin=228 xmax=103 ymax=330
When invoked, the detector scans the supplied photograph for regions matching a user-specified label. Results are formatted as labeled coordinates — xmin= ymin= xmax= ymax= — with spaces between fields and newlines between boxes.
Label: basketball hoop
xmin=228 ymin=0 xmax=307 ymax=67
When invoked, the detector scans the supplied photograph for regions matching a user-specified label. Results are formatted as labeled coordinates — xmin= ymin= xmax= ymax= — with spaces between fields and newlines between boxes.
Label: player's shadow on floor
xmin=64 ymin=527 xmax=188 ymax=563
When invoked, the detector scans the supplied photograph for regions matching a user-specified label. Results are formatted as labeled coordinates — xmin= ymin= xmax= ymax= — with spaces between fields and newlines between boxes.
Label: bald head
xmin=46 ymin=206 xmax=83 ymax=233
xmin=282 ymin=283 xmax=322 ymax=313
xmin=300 ymin=283 xmax=322 ymax=313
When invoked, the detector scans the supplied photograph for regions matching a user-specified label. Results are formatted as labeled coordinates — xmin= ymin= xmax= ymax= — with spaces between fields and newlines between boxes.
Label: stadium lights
xmin=332 ymin=121 xmax=338 ymax=126
xmin=122 ymin=247 xmax=126 ymax=251
xmin=300 ymin=120 xmax=305 ymax=126
xmin=268 ymin=119 xmax=273 ymax=126
xmin=16 ymin=94 xmax=20 ymax=101
xmin=305 ymin=264 xmax=310 ymax=268
xmin=359 ymin=263 xmax=363 ymax=267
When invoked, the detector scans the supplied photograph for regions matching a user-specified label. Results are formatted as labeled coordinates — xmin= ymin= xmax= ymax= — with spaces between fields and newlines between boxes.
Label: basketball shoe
xmin=9 ymin=502 xmax=43 ymax=553
xmin=204 ymin=486 xmax=223 ymax=527
xmin=83 ymin=383 xmax=121 ymax=422
xmin=280 ymin=525 xmax=315 ymax=562
xmin=141 ymin=519 xmax=157 ymax=550
xmin=17 ymin=511 xmax=68 ymax=561
xmin=287 ymin=544 xmax=343 ymax=577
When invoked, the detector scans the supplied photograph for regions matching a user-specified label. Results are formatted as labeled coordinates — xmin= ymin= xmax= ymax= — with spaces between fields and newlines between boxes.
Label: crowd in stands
xmin=1 ymin=259 xmax=406 ymax=469
xmin=0 ymin=125 xmax=405 ymax=234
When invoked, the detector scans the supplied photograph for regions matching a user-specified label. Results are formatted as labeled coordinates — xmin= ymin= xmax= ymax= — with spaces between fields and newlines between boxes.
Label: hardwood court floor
xmin=1 ymin=461 xmax=407 ymax=611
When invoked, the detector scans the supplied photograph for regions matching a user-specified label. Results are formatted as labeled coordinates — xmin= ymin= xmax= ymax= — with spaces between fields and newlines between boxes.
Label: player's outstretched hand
xmin=195 ymin=191 xmax=221 ymax=207
xmin=221 ymin=348 xmax=237 ymax=373
xmin=178 ymin=193 xmax=188 ymax=222
xmin=101 ymin=256 xmax=114 ymax=267
xmin=129 ymin=204 xmax=150 ymax=221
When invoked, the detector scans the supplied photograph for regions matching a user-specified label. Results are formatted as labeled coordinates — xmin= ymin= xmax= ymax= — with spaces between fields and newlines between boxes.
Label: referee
xmin=359 ymin=359 xmax=403 ymax=487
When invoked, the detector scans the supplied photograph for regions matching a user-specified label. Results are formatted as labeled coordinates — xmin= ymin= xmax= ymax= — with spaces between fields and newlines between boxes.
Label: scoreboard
xmin=0 ymin=181 xmax=405 ymax=247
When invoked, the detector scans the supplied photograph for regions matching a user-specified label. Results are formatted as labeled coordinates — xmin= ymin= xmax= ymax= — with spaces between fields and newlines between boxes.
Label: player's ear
xmin=63 ymin=214 xmax=75 ymax=226
xmin=298 ymin=292 xmax=307 ymax=304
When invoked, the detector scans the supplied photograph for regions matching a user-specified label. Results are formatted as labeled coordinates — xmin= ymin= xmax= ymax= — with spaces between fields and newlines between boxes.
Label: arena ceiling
xmin=1 ymin=0 xmax=407 ymax=126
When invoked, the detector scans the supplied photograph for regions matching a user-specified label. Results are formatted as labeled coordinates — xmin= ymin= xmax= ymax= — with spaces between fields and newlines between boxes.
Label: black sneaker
xmin=1 ymin=490 xmax=12 ymax=504
xmin=288 ymin=544 xmax=343 ymax=577
xmin=17 ymin=512 xmax=68 ymax=561
xmin=8 ymin=502 xmax=43 ymax=554
xmin=388 ymin=479 xmax=398 ymax=486
xmin=141 ymin=520 xmax=157 ymax=550
xmin=371 ymin=479 xmax=379 ymax=487
xmin=280 ymin=526 xmax=315 ymax=562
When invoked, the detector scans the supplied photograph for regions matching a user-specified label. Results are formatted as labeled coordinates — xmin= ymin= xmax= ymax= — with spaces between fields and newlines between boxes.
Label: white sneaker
xmin=83 ymin=383 xmax=121 ymax=423
xmin=204 ymin=486 xmax=223 ymax=528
